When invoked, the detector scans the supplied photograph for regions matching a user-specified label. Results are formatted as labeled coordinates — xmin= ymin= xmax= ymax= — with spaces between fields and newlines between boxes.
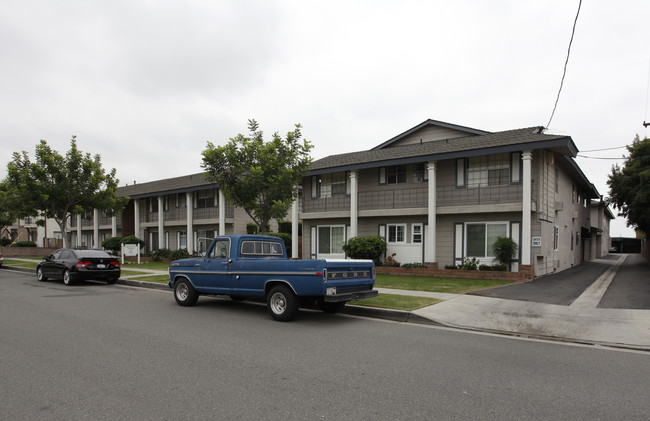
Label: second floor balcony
xmin=302 ymin=184 xmax=523 ymax=213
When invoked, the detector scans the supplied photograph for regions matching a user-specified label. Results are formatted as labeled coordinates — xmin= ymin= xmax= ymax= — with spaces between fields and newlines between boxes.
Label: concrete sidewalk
xmin=403 ymin=255 xmax=650 ymax=349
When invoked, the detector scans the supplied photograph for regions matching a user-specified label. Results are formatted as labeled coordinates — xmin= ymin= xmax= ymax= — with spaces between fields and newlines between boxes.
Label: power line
xmin=545 ymin=0 xmax=583 ymax=130
xmin=576 ymin=155 xmax=627 ymax=160
xmin=580 ymin=145 xmax=629 ymax=152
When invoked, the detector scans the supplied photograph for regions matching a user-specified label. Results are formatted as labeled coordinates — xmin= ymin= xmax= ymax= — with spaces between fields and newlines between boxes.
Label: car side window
xmin=51 ymin=250 xmax=64 ymax=260
xmin=60 ymin=250 xmax=73 ymax=260
xmin=209 ymin=240 xmax=229 ymax=259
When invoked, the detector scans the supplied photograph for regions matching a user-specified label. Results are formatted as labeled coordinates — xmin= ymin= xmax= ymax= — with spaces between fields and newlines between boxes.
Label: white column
xmin=76 ymin=213 xmax=82 ymax=247
xmin=186 ymin=192 xmax=193 ymax=254
xmin=218 ymin=190 xmax=226 ymax=235
xmin=93 ymin=208 xmax=100 ymax=249
xmin=522 ymin=151 xmax=533 ymax=266
xmin=426 ymin=161 xmax=437 ymax=263
xmin=111 ymin=215 xmax=117 ymax=238
xmin=349 ymin=170 xmax=358 ymax=239
xmin=158 ymin=196 xmax=164 ymax=249
xmin=291 ymin=195 xmax=299 ymax=259
xmin=134 ymin=199 xmax=141 ymax=241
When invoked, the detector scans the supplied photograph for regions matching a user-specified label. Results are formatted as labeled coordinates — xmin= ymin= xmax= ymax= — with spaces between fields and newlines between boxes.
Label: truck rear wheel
xmin=174 ymin=279 xmax=199 ymax=306
xmin=318 ymin=300 xmax=346 ymax=314
xmin=266 ymin=285 xmax=298 ymax=322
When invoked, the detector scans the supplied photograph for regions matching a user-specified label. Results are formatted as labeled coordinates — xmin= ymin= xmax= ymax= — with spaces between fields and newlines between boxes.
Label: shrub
xmin=121 ymin=235 xmax=145 ymax=249
xmin=479 ymin=264 xmax=492 ymax=271
xmin=492 ymin=236 xmax=518 ymax=267
xmin=0 ymin=238 xmax=11 ymax=247
xmin=277 ymin=220 xmax=302 ymax=236
xmin=383 ymin=253 xmax=400 ymax=267
xmin=152 ymin=248 xmax=173 ymax=261
xmin=459 ymin=257 xmax=479 ymax=270
xmin=492 ymin=263 xmax=507 ymax=271
xmin=102 ymin=237 xmax=122 ymax=255
xmin=402 ymin=262 xmax=427 ymax=269
xmin=247 ymin=223 xmax=271 ymax=234
xmin=170 ymin=249 xmax=190 ymax=261
xmin=342 ymin=236 xmax=387 ymax=265
xmin=13 ymin=241 xmax=36 ymax=247
xmin=444 ymin=264 xmax=458 ymax=270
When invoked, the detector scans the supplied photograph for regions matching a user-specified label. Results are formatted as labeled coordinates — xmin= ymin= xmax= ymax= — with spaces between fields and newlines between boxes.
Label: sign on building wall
xmin=532 ymin=236 xmax=542 ymax=247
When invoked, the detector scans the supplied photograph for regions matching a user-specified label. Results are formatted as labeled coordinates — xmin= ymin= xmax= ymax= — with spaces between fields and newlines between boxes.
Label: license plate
xmin=97 ymin=264 xmax=106 ymax=269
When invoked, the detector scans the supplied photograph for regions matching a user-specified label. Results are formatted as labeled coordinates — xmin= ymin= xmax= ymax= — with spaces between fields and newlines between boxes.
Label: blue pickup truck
xmin=168 ymin=235 xmax=378 ymax=321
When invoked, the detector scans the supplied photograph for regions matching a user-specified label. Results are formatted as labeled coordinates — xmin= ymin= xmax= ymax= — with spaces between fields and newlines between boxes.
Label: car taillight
xmin=75 ymin=261 xmax=92 ymax=268
xmin=110 ymin=261 xmax=120 ymax=268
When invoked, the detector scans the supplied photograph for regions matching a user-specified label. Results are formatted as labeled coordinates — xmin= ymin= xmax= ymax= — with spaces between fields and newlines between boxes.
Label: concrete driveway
xmin=470 ymin=254 xmax=650 ymax=310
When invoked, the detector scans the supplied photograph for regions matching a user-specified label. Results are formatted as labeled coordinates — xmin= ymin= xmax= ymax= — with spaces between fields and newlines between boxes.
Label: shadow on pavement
xmin=599 ymin=254 xmax=650 ymax=310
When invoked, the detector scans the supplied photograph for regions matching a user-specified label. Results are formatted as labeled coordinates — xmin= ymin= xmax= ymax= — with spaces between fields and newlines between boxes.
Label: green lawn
xmin=3 ymin=259 xmax=39 ymax=269
xmin=121 ymin=261 xmax=170 ymax=271
xmin=351 ymin=293 xmax=442 ymax=311
xmin=375 ymin=274 xmax=511 ymax=294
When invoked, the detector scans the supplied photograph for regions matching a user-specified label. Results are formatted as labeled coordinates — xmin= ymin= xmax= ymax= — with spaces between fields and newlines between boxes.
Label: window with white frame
xmin=318 ymin=225 xmax=345 ymax=254
xmin=414 ymin=163 xmax=428 ymax=182
xmin=178 ymin=231 xmax=187 ymax=249
xmin=387 ymin=224 xmax=406 ymax=243
xmin=466 ymin=222 xmax=508 ymax=258
xmin=412 ymin=224 xmax=423 ymax=243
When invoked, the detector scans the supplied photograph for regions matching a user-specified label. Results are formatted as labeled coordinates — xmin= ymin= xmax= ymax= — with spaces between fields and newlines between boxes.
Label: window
xmin=387 ymin=224 xmax=406 ymax=243
xmin=178 ymin=231 xmax=187 ymax=249
xmin=554 ymin=226 xmax=559 ymax=251
xmin=466 ymin=222 xmax=507 ymax=258
xmin=412 ymin=224 xmax=422 ymax=243
xmin=150 ymin=199 xmax=158 ymax=213
xmin=380 ymin=165 xmax=407 ymax=184
xmin=177 ymin=194 xmax=186 ymax=208
xmin=196 ymin=189 xmax=216 ymax=208
xmin=241 ymin=240 xmax=284 ymax=256
xmin=312 ymin=172 xmax=347 ymax=198
xmin=210 ymin=239 xmax=230 ymax=259
xmin=456 ymin=158 xmax=466 ymax=187
xmin=318 ymin=226 xmax=345 ymax=254
xmin=414 ymin=164 xmax=428 ymax=182
xmin=467 ymin=153 xmax=511 ymax=187
xmin=511 ymin=152 xmax=521 ymax=183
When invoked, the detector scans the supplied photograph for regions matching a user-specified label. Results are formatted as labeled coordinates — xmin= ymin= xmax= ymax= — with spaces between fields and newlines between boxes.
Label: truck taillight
xmin=322 ymin=268 xmax=327 ymax=283
xmin=372 ymin=266 xmax=376 ymax=279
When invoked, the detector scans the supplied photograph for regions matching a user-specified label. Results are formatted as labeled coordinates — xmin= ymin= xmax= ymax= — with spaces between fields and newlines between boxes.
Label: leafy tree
xmin=121 ymin=235 xmax=145 ymax=248
xmin=0 ymin=180 xmax=20 ymax=239
xmin=608 ymin=135 xmax=650 ymax=235
xmin=2 ymin=137 xmax=128 ymax=248
xmin=202 ymin=119 xmax=313 ymax=234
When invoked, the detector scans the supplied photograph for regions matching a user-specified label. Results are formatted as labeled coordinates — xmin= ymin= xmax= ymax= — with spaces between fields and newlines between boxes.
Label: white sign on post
xmin=121 ymin=243 xmax=141 ymax=264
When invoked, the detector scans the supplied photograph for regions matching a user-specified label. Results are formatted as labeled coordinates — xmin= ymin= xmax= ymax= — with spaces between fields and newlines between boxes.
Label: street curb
xmin=0 ymin=266 xmax=35 ymax=274
xmin=118 ymin=278 xmax=170 ymax=291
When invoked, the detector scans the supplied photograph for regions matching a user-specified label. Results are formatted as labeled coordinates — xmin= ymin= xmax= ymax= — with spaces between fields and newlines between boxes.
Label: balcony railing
xmin=437 ymin=184 xmax=522 ymax=206
xmin=141 ymin=206 xmax=235 ymax=223
xmin=303 ymin=184 xmax=523 ymax=212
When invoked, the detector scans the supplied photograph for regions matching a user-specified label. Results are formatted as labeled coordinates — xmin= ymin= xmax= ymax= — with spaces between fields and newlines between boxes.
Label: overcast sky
xmin=2 ymin=0 xmax=648 ymax=237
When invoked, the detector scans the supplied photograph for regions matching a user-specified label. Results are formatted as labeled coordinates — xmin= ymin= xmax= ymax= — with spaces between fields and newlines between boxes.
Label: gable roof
xmin=117 ymin=172 xmax=216 ymax=199
xmin=308 ymin=126 xmax=578 ymax=175
xmin=371 ymin=119 xmax=491 ymax=150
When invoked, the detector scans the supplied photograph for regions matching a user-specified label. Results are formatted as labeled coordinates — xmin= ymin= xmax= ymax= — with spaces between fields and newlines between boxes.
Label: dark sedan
xmin=36 ymin=249 xmax=120 ymax=286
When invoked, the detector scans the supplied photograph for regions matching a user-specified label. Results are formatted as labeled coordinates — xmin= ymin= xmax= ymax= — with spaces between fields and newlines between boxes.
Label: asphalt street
xmin=1 ymin=269 xmax=649 ymax=420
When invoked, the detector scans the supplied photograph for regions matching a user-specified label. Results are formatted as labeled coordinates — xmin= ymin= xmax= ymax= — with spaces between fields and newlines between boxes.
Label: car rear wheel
xmin=63 ymin=270 xmax=73 ymax=286
xmin=266 ymin=285 xmax=298 ymax=322
xmin=174 ymin=279 xmax=199 ymax=306
xmin=106 ymin=275 xmax=118 ymax=284
xmin=37 ymin=267 xmax=47 ymax=282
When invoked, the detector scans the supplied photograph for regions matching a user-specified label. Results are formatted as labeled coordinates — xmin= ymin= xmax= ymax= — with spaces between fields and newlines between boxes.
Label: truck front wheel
xmin=174 ymin=279 xmax=199 ymax=306
xmin=267 ymin=285 xmax=298 ymax=322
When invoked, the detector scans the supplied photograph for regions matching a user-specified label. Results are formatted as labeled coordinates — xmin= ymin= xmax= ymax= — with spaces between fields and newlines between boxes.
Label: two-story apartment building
xmin=301 ymin=119 xmax=613 ymax=277
xmin=67 ymin=172 xmax=281 ymax=254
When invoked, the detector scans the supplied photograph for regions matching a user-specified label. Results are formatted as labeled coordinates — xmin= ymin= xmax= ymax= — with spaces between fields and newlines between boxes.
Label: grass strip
xmin=3 ymin=260 xmax=38 ymax=269
xmin=351 ymin=293 xmax=442 ymax=311
xmin=375 ymin=274 xmax=511 ymax=294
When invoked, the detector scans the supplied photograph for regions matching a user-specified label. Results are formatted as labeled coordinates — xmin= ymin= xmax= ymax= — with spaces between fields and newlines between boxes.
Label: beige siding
xmin=387 ymin=126 xmax=479 ymax=147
